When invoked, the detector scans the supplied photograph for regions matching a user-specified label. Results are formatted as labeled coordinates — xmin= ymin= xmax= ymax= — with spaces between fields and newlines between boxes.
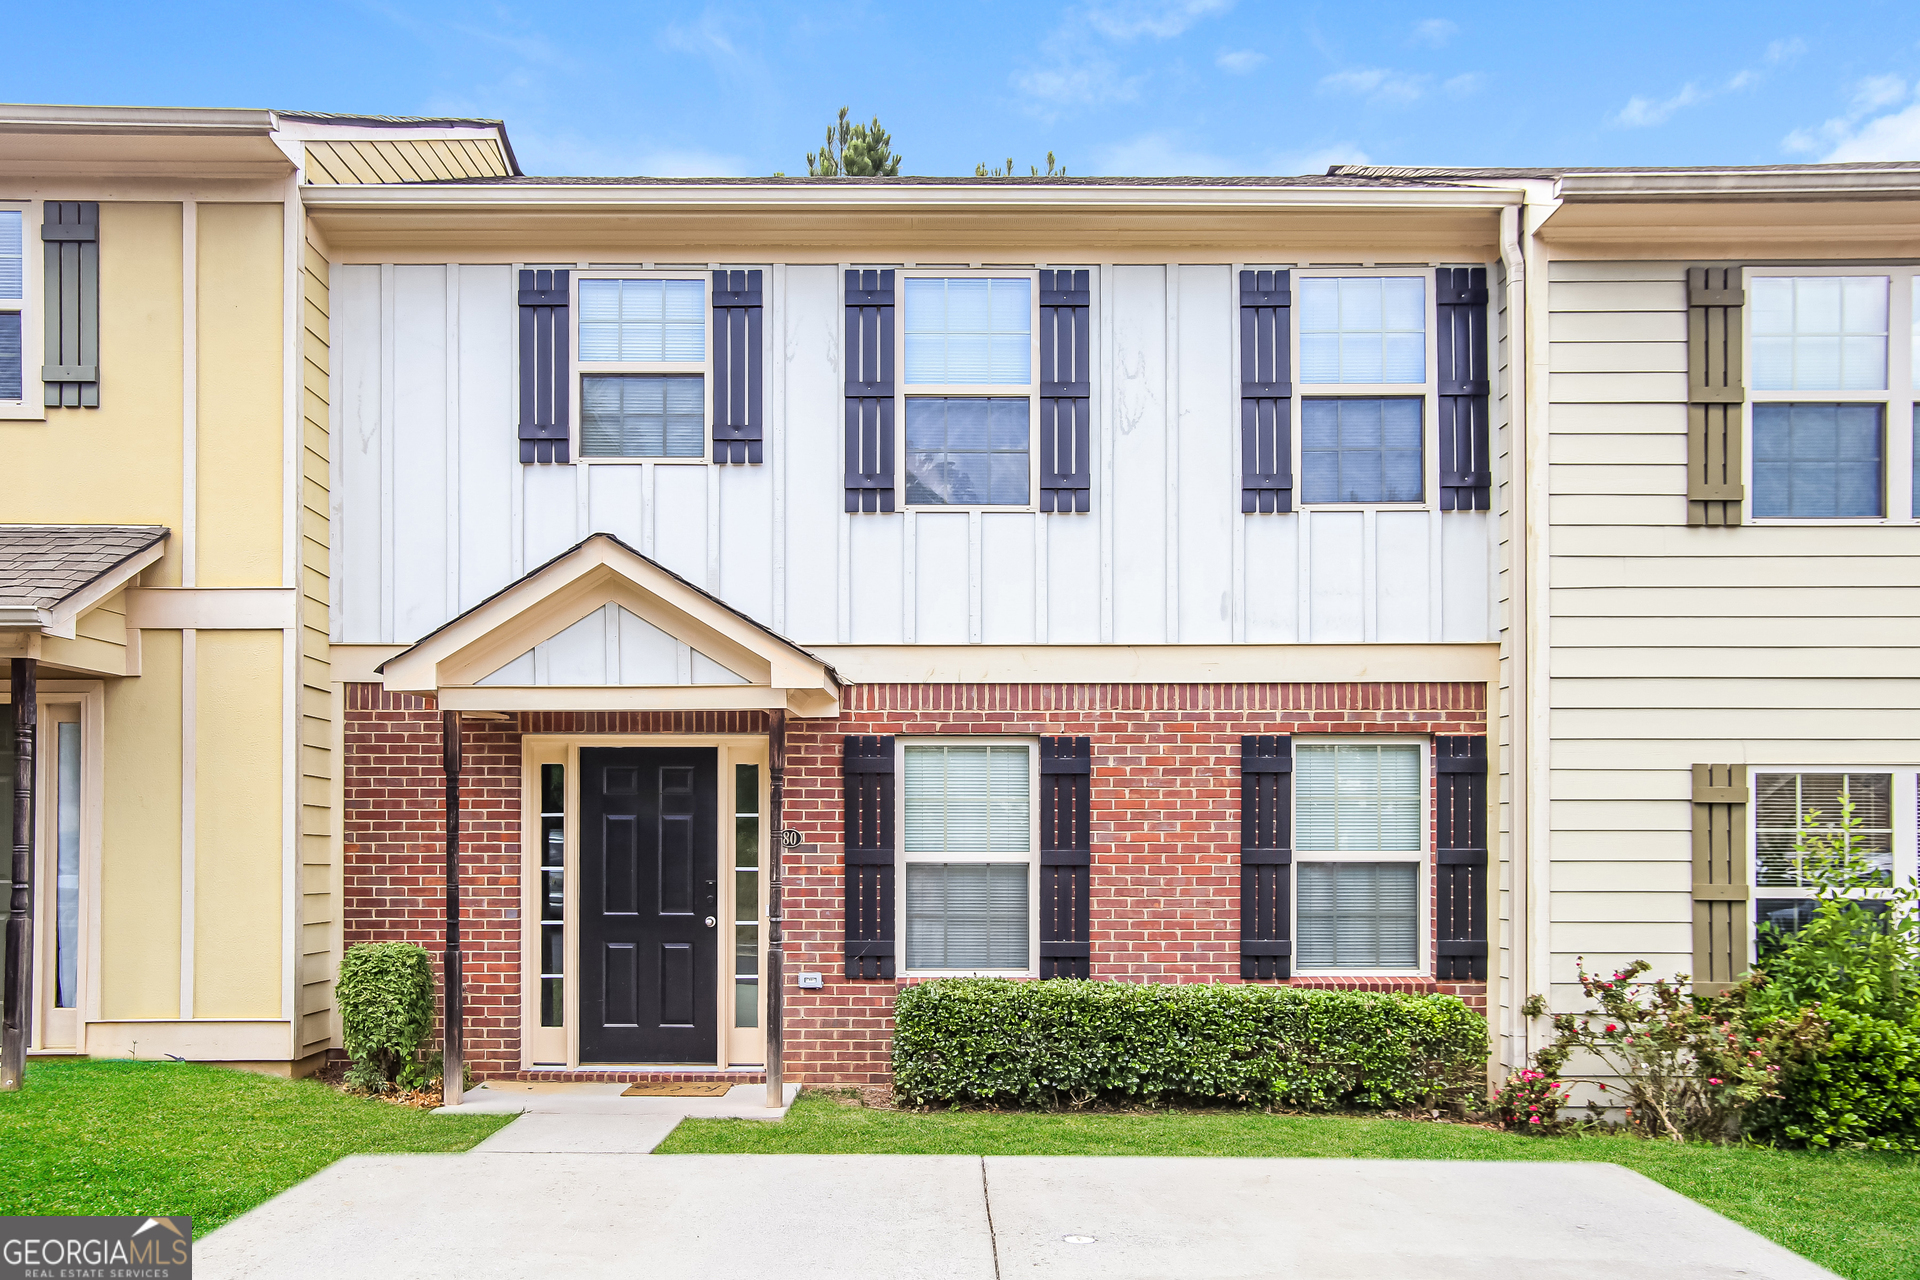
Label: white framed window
xmin=571 ymin=271 xmax=710 ymax=463
xmin=0 ymin=200 xmax=43 ymax=419
xmin=898 ymin=738 xmax=1039 ymax=975
xmin=1751 ymin=767 xmax=1917 ymax=950
xmin=1293 ymin=270 xmax=1438 ymax=507
xmin=1292 ymin=739 xmax=1428 ymax=973
xmin=898 ymin=272 xmax=1041 ymax=510
xmin=1747 ymin=268 xmax=1919 ymax=523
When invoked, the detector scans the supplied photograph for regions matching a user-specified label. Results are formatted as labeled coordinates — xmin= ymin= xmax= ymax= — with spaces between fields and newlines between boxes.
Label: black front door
xmin=578 ymin=747 xmax=719 ymax=1063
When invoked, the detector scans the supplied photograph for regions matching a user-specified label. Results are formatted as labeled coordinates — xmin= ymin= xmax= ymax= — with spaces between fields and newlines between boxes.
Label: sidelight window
xmin=733 ymin=763 xmax=760 ymax=1028
xmin=539 ymin=762 xmax=565 ymax=1027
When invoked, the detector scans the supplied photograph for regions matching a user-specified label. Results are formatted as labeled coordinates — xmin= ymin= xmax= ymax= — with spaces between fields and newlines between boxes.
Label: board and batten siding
xmin=331 ymin=262 xmax=1498 ymax=651
xmin=1544 ymin=258 xmax=1920 ymax=1006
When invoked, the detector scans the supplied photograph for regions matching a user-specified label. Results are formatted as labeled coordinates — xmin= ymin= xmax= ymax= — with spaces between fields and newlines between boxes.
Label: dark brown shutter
xmin=42 ymin=202 xmax=99 ymax=408
xmin=1039 ymin=736 xmax=1092 ymax=978
xmin=843 ymin=735 xmax=896 ymax=979
xmin=1240 ymin=735 xmax=1292 ymax=979
xmin=1434 ymin=735 xmax=1488 ymax=981
xmin=1692 ymin=764 xmax=1750 ymax=996
xmin=1436 ymin=268 xmax=1491 ymax=511
xmin=1039 ymin=270 xmax=1092 ymax=513
xmin=845 ymin=270 xmax=895 ymax=512
xmin=1239 ymin=271 xmax=1292 ymax=513
xmin=518 ymin=268 xmax=570 ymax=464
xmin=1687 ymin=268 xmax=1745 ymax=526
xmin=711 ymin=270 xmax=763 ymax=464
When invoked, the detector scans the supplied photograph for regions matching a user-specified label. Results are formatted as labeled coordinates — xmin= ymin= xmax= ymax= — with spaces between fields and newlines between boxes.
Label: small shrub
xmin=1521 ymin=961 xmax=1816 ymax=1142
xmin=1492 ymin=1066 xmax=1572 ymax=1132
xmin=335 ymin=943 xmax=436 ymax=1090
xmin=891 ymin=978 xmax=1488 ymax=1111
xmin=1749 ymin=1008 xmax=1920 ymax=1151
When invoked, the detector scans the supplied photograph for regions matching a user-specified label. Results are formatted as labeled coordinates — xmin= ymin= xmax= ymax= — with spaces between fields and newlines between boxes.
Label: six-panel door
xmin=578 ymin=746 xmax=719 ymax=1063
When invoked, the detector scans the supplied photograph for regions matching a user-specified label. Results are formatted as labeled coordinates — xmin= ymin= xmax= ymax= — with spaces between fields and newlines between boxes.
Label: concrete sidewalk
xmin=198 ymin=1151 xmax=1836 ymax=1279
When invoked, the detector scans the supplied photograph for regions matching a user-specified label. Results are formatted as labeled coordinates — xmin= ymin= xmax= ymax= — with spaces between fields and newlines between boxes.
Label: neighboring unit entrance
xmin=578 ymin=747 xmax=719 ymax=1063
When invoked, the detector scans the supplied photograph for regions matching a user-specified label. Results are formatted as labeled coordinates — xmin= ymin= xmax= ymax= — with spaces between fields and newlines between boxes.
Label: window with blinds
xmin=0 ymin=208 xmax=22 ymax=403
xmin=1294 ymin=742 xmax=1424 ymax=971
xmin=572 ymin=275 xmax=710 ymax=461
xmin=901 ymin=742 xmax=1034 ymax=971
xmin=1754 ymin=771 xmax=1893 ymax=889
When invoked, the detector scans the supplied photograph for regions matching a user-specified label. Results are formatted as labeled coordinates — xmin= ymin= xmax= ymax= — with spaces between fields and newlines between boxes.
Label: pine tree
xmin=807 ymin=107 xmax=902 ymax=177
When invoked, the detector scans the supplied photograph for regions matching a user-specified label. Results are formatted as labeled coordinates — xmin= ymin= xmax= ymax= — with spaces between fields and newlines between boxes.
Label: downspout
xmin=1498 ymin=205 xmax=1531 ymax=1070
xmin=1 ymin=657 xmax=37 ymax=1090
xmin=442 ymin=710 xmax=464 ymax=1107
xmin=764 ymin=710 xmax=786 ymax=1110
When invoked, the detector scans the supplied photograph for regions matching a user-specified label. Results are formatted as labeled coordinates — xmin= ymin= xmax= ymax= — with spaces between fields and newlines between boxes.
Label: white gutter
xmin=0 ymin=103 xmax=275 ymax=135
xmin=1555 ymin=169 xmax=1920 ymax=202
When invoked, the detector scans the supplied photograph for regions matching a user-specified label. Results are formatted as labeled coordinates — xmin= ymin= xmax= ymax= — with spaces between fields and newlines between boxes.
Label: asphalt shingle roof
xmin=0 ymin=525 xmax=170 ymax=611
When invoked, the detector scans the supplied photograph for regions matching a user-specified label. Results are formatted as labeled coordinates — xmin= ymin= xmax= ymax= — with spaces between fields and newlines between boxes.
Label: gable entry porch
xmin=367 ymin=534 xmax=839 ymax=1105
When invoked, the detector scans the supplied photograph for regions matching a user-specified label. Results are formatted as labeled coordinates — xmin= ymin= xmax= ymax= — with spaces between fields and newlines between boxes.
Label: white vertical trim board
xmin=509 ymin=264 xmax=526 ymax=580
xmin=179 ymin=627 xmax=197 ymax=1020
xmin=182 ymin=199 xmax=198 ymax=588
xmin=1099 ymin=262 xmax=1115 ymax=644
xmin=379 ymin=263 xmax=397 ymax=642
xmin=445 ymin=265 xmax=462 ymax=610
xmin=771 ymin=263 xmax=788 ymax=633
xmin=1163 ymin=267 xmax=1180 ymax=643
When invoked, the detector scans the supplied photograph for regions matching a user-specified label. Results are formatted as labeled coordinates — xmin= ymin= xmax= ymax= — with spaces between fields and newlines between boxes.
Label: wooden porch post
xmin=2 ymin=658 xmax=38 ymax=1091
xmin=764 ymin=709 xmax=785 ymax=1109
xmin=442 ymin=710 xmax=464 ymax=1108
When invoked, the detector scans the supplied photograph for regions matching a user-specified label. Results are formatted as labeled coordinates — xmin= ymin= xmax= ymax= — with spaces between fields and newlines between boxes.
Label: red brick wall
xmin=779 ymin=682 xmax=1488 ymax=1084
xmin=342 ymin=682 xmax=1487 ymax=1084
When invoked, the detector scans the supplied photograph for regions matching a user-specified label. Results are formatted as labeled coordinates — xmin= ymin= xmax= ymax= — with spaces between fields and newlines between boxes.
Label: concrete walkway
xmin=435 ymin=1080 xmax=802 ymax=1155
xmin=199 ymin=1107 xmax=1836 ymax=1280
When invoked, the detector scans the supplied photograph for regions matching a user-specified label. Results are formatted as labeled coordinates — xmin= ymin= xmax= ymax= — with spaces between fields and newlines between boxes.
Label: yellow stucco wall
xmin=99 ymin=628 xmax=182 ymax=1020
xmin=195 ymin=202 xmax=283 ymax=589
xmin=1 ymin=202 xmax=185 ymax=586
xmin=193 ymin=629 xmax=283 ymax=1019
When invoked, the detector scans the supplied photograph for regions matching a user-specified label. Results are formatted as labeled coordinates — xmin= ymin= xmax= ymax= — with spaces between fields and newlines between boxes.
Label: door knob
xmin=704 ymin=916 xmax=717 ymax=928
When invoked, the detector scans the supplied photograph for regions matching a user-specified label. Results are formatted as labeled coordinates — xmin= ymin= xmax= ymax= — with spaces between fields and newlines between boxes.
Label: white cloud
xmin=1217 ymin=48 xmax=1267 ymax=73
xmin=1765 ymin=37 xmax=1807 ymax=64
xmin=1015 ymin=56 xmax=1146 ymax=107
xmin=1443 ymin=72 xmax=1481 ymax=98
xmin=1613 ymin=83 xmax=1704 ymax=127
xmin=1085 ymin=0 xmax=1234 ymax=41
xmin=1781 ymin=73 xmax=1920 ymax=159
xmin=1410 ymin=18 xmax=1457 ymax=48
xmin=1320 ymin=67 xmax=1427 ymax=106
xmin=1823 ymin=102 xmax=1920 ymax=160
xmin=1094 ymin=129 xmax=1236 ymax=175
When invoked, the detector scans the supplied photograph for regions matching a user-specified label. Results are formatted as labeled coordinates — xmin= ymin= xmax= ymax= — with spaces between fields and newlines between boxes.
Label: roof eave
xmin=1555 ymin=170 xmax=1920 ymax=202
xmin=0 ymin=103 xmax=277 ymax=136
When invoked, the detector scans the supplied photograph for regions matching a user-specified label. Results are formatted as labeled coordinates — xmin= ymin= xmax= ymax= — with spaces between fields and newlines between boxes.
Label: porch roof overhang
xmin=0 ymin=524 xmax=169 ymax=639
xmin=377 ymin=533 xmax=841 ymax=718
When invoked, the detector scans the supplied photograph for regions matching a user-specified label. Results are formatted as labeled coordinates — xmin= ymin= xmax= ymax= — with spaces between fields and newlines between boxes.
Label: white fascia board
xmin=299 ymin=183 xmax=1523 ymax=215
xmin=0 ymin=104 xmax=276 ymax=135
xmin=33 ymin=539 xmax=169 ymax=640
xmin=271 ymin=120 xmax=508 ymax=144
xmin=1556 ymin=169 xmax=1920 ymax=202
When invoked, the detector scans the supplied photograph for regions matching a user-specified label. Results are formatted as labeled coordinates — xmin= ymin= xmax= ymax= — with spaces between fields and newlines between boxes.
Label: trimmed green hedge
xmin=892 ymin=978 xmax=1489 ymax=1110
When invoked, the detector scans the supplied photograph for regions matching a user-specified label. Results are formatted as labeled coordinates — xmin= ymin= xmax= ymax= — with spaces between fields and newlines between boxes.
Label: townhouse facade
xmin=4 ymin=103 xmax=1915 ymax=1087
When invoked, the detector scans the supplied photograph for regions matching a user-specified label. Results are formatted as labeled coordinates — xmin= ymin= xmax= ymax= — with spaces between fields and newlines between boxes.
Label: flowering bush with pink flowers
xmin=1514 ymin=960 xmax=1821 ymax=1142
xmin=1491 ymin=1066 xmax=1572 ymax=1132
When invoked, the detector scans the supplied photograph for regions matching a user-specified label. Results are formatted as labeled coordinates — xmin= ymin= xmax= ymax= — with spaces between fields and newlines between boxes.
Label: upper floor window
xmin=900 ymin=275 xmax=1036 ymax=508
xmin=1296 ymin=273 xmax=1432 ymax=507
xmin=575 ymin=274 xmax=708 ymax=461
xmin=1747 ymin=270 xmax=1918 ymax=521
xmin=0 ymin=209 xmax=23 ymax=404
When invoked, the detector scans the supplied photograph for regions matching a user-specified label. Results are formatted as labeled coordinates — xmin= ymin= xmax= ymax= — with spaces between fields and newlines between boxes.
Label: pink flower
xmin=1529 ymin=1116 xmax=1541 ymax=1125
xmin=1708 ymin=1078 xmax=1722 ymax=1085
xmin=1605 ymin=1024 xmax=1617 ymax=1033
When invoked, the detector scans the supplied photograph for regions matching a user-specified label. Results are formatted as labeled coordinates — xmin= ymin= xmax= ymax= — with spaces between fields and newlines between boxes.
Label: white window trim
xmin=1291 ymin=267 xmax=1441 ymax=512
xmin=895 ymin=268 xmax=1044 ymax=513
xmin=1744 ymin=265 xmax=1919 ymax=526
xmin=1748 ymin=765 xmax=1918 ymax=964
xmin=1290 ymin=734 xmax=1431 ymax=978
xmin=895 ymin=735 xmax=1042 ymax=978
xmin=569 ymin=268 xmax=713 ymax=466
xmin=0 ymin=198 xmax=45 ymax=421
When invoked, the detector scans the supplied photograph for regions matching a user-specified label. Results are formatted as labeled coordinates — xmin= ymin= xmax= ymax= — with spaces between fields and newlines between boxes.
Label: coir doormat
xmin=621 ymin=1082 xmax=733 ymax=1097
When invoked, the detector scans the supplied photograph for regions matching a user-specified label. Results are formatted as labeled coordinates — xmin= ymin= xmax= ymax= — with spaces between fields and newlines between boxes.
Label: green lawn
xmin=0 ymin=1059 xmax=511 ymax=1234
xmin=661 ymin=1092 xmax=1920 ymax=1280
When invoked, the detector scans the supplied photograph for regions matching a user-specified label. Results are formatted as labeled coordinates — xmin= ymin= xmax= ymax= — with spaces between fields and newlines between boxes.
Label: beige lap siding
xmin=338 ymin=683 xmax=1485 ymax=1084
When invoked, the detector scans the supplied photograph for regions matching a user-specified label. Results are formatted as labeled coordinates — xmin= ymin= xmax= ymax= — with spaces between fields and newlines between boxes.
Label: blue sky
xmin=13 ymin=1 xmax=1920 ymax=176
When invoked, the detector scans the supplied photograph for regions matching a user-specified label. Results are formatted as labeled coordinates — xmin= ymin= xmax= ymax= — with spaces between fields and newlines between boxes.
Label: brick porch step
xmin=502 ymin=1068 xmax=766 ymax=1085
